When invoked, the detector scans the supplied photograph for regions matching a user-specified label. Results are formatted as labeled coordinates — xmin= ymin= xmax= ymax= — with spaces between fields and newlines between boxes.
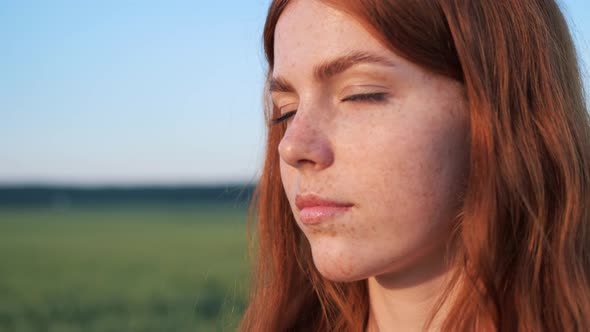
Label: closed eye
xmin=271 ymin=110 xmax=297 ymax=125
xmin=341 ymin=93 xmax=388 ymax=102
xmin=271 ymin=93 xmax=388 ymax=125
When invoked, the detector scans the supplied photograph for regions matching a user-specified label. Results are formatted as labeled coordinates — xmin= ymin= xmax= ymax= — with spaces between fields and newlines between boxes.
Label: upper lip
xmin=295 ymin=193 xmax=353 ymax=210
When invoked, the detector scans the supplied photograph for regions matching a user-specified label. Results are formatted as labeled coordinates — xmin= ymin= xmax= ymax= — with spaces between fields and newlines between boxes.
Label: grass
xmin=0 ymin=204 xmax=251 ymax=332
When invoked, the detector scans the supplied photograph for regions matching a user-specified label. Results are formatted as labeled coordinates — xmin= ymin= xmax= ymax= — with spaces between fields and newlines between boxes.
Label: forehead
xmin=273 ymin=0 xmax=392 ymax=76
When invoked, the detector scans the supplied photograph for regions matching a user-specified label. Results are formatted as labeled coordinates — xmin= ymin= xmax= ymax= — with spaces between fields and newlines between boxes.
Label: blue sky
xmin=1 ymin=0 xmax=589 ymax=185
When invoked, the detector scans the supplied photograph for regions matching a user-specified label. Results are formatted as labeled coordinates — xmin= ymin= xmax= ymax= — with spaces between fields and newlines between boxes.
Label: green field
xmin=0 ymin=204 xmax=251 ymax=332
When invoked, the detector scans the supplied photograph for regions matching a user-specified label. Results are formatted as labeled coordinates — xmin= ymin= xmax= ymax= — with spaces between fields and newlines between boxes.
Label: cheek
xmin=317 ymin=111 xmax=468 ymax=279
xmin=338 ymin=102 xmax=470 ymax=229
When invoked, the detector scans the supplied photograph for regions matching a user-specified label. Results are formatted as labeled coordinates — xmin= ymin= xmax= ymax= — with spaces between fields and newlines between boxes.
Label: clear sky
xmin=2 ymin=0 xmax=590 ymax=186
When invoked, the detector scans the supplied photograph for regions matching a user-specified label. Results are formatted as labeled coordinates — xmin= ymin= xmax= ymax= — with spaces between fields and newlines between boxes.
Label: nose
xmin=277 ymin=111 xmax=334 ymax=171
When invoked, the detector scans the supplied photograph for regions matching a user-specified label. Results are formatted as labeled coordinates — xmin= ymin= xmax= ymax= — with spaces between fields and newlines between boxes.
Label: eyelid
xmin=272 ymin=101 xmax=298 ymax=124
xmin=271 ymin=92 xmax=297 ymax=109
xmin=339 ymin=84 xmax=389 ymax=98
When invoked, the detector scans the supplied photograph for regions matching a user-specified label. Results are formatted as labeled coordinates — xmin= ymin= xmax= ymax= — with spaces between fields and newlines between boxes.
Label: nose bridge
xmin=278 ymin=100 xmax=334 ymax=170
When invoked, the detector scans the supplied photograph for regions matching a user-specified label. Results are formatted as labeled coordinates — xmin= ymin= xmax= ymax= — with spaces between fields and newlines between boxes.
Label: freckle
xmin=312 ymin=223 xmax=336 ymax=237
xmin=328 ymin=223 xmax=337 ymax=237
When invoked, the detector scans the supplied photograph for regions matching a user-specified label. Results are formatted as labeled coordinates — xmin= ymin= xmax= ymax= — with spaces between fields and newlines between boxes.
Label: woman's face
xmin=273 ymin=0 xmax=470 ymax=282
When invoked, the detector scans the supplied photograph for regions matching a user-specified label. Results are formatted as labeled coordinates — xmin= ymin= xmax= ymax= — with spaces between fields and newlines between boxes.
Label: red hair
xmin=240 ymin=1 xmax=590 ymax=331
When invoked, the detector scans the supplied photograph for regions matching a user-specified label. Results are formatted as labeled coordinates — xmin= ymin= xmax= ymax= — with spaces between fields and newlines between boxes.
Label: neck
xmin=365 ymin=248 xmax=455 ymax=332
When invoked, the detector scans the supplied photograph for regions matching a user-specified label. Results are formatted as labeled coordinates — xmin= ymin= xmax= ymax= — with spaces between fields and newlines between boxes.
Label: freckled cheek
xmin=339 ymin=121 xmax=468 ymax=216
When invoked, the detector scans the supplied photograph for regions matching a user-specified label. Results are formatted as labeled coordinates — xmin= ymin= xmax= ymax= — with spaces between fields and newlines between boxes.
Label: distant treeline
xmin=0 ymin=184 xmax=256 ymax=207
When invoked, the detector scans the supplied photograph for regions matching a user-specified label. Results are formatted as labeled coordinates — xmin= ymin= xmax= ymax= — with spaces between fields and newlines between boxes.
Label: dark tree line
xmin=0 ymin=184 xmax=256 ymax=207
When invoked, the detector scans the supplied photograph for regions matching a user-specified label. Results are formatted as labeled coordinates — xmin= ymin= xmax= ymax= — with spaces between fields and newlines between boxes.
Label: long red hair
xmin=239 ymin=1 xmax=590 ymax=331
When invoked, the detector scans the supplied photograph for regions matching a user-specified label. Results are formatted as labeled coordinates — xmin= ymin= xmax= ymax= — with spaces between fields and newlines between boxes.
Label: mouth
xmin=295 ymin=193 xmax=353 ymax=225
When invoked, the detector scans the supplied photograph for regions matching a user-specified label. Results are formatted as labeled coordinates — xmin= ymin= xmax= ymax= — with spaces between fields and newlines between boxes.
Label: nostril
xmin=296 ymin=158 xmax=316 ymax=168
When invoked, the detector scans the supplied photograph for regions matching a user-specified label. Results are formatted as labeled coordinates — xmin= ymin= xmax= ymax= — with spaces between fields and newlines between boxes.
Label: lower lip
xmin=299 ymin=206 xmax=352 ymax=225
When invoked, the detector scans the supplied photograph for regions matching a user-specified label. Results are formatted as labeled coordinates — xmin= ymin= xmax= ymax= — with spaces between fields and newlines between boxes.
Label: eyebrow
xmin=269 ymin=51 xmax=396 ymax=93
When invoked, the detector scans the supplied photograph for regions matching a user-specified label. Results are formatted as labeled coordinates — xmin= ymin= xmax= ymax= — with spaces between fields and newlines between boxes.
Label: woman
xmin=240 ymin=0 xmax=590 ymax=331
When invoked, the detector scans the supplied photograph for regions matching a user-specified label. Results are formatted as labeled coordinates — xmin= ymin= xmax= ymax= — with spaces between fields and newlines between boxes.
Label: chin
xmin=308 ymin=239 xmax=375 ymax=282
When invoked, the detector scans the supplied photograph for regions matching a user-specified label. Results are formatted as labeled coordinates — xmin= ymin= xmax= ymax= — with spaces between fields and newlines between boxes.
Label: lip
xmin=295 ymin=194 xmax=353 ymax=225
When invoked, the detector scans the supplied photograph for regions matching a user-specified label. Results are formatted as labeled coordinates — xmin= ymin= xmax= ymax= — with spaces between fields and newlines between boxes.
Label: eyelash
xmin=271 ymin=93 xmax=388 ymax=125
xmin=340 ymin=92 xmax=387 ymax=103
xmin=271 ymin=111 xmax=297 ymax=125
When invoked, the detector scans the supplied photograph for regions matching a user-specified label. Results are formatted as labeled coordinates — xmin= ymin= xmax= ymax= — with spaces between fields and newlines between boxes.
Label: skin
xmin=273 ymin=1 xmax=470 ymax=330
